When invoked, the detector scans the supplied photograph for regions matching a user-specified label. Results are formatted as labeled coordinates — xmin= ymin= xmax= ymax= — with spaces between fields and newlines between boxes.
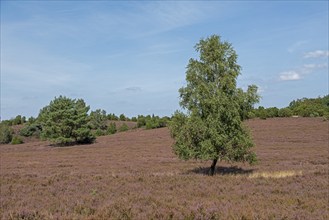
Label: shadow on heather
xmin=186 ymin=166 xmax=254 ymax=176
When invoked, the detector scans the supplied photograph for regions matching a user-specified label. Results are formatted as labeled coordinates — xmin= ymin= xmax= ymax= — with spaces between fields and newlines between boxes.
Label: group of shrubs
xmin=0 ymin=123 xmax=24 ymax=145
xmin=89 ymin=109 xmax=130 ymax=137
xmin=136 ymin=115 xmax=169 ymax=129
xmin=0 ymin=96 xmax=170 ymax=146
xmin=249 ymin=95 xmax=329 ymax=120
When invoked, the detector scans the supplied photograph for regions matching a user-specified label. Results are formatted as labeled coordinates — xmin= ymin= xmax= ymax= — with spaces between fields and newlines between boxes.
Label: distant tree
xmin=288 ymin=95 xmax=329 ymax=117
xmin=169 ymin=35 xmax=259 ymax=175
xmin=12 ymin=115 xmax=23 ymax=125
xmin=237 ymin=85 xmax=260 ymax=120
xmin=278 ymin=108 xmax=293 ymax=117
xmin=137 ymin=115 xmax=147 ymax=128
xmin=107 ymin=113 xmax=119 ymax=121
xmin=255 ymin=106 xmax=267 ymax=119
xmin=28 ymin=117 xmax=37 ymax=124
xmin=38 ymin=96 xmax=95 ymax=146
xmin=89 ymin=109 xmax=108 ymax=130
xmin=119 ymin=114 xmax=127 ymax=121
xmin=266 ymin=107 xmax=279 ymax=118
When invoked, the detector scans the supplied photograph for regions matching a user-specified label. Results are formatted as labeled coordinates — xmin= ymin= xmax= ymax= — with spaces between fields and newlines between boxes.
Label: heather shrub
xmin=11 ymin=136 xmax=24 ymax=145
xmin=0 ymin=123 xmax=13 ymax=144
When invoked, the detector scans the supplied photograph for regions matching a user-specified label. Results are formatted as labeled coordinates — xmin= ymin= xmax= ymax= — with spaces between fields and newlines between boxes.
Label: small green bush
xmin=107 ymin=122 xmax=117 ymax=135
xmin=19 ymin=124 xmax=42 ymax=137
xmin=137 ymin=116 xmax=146 ymax=128
xmin=0 ymin=123 xmax=13 ymax=144
xmin=119 ymin=123 xmax=129 ymax=132
xmin=145 ymin=119 xmax=160 ymax=129
xmin=11 ymin=136 xmax=24 ymax=145
xmin=94 ymin=129 xmax=106 ymax=137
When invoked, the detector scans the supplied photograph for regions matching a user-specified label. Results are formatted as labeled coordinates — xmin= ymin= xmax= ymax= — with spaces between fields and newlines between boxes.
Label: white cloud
xmin=304 ymin=50 xmax=329 ymax=58
xmin=279 ymin=62 xmax=327 ymax=81
xmin=279 ymin=71 xmax=301 ymax=81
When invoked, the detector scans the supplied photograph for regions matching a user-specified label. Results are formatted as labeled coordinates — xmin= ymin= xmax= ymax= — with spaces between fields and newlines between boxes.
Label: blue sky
xmin=1 ymin=1 xmax=328 ymax=120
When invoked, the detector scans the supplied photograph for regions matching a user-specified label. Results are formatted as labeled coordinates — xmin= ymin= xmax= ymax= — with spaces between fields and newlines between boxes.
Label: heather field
xmin=0 ymin=118 xmax=328 ymax=219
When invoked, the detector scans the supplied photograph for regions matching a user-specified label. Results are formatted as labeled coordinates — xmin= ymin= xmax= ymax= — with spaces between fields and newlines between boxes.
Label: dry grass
xmin=248 ymin=170 xmax=303 ymax=179
xmin=1 ymin=117 xmax=328 ymax=219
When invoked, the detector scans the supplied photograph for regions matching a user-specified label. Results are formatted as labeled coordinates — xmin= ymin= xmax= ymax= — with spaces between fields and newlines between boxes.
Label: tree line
xmin=250 ymin=95 xmax=329 ymax=119
xmin=1 ymin=94 xmax=327 ymax=146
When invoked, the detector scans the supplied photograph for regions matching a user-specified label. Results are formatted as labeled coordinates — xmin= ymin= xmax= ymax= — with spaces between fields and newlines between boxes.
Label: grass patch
xmin=249 ymin=170 xmax=302 ymax=179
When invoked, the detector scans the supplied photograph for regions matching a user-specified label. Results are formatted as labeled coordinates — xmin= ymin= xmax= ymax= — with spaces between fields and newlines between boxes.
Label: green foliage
xmin=278 ymin=108 xmax=293 ymax=117
xmin=119 ymin=114 xmax=127 ymax=121
xmin=0 ymin=123 xmax=13 ymax=144
xmin=89 ymin=109 xmax=108 ymax=130
xmin=137 ymin=115 xmax=169 ymax=129
xmin=11 ymin=136 xmax=24 ymax=145
xmin=19 ymin=123 xmax=42 ymax=137
xmin=107 ymin=122 xmax=117 ymax=135
xmin=107 ymin=113 xmax=119 ymax=121
xmin=94 ymin=129 xmax=106 ymax=137
xmin=28 ymin=116 xmax=37 ymax=124
xmin=1 ymin=115 xmax=26 ymax=126
xmin=253 ymin=95 xmax=328 ymax=118
xmin=170 ymin=35 xmax=258 ymax=166
xmin=38 ymin=96 xmax=95 ymax=146
xmin=288 ymin=96 xmax=329 ymax=117
xmin=237 ymin=85 xmax=260 ymax=120
xmin=119 ymin=123 xmax=129 ymax=132
xmin=137 ymin=115 xmax=147 ymax=128
xmin=12 ymin=115 xmax=24 ymax=125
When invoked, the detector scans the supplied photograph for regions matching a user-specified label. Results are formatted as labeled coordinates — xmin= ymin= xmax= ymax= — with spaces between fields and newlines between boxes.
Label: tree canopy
xmin=38 ymin=96 xmax=95 ymax=146
xmin=169 ymin=35 xmax=259 ymax=175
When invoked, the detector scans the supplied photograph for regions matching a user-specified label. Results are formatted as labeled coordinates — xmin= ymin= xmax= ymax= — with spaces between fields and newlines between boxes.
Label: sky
xmin=1 ymin=1 xmax=328 ymax=120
